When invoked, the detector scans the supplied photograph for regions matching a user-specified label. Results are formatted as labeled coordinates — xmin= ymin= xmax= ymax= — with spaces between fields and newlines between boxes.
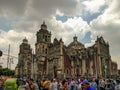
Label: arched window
xmin=43 ymin=45 xmax=44 ymax=52
xmin=45 ymin=36 xmax=47 ymax=42
xmin=67 ymin=69 xmax=69 ymax=74
xmin=45 ymin=49 xmax=47 ymax=54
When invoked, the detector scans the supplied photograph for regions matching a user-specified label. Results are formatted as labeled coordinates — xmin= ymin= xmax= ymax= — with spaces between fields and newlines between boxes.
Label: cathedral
xmin=15 ymin=22 xmax=118 ymax=79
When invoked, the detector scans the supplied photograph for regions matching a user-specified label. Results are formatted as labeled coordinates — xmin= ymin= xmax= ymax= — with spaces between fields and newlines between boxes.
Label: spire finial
xmin=41 ymin=20 xmax=47 ymax=30
xmin=73 ymin=35 xmax=77 ymax=41
xmin=43 ymin=20 xmax=45 ymax=25
xmin=23 ymin=37 xmax=28 ymax=44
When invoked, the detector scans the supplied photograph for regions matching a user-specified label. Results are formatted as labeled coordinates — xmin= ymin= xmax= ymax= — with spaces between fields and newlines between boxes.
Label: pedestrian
xmin=42 ymin=79 xmax=51 ymax=90
xmin=95 ymin=78 xmax=99 ymax=90
xmin=0 ymin=79 xmax=4 ymax=90
xmin=110 ymin=80 xmax=115 ymax=90
xmin=26 ymin=78 xmax=38 ymax=90
xmin=36 ymin=78 xmax=41 ymax=90
xmin=99 ymin=78 xmax=105 ymax=90
xmin=58 ymin=79 xmax=64 ymax=90
xmin=62 ymin=80 xmax=68 ymax=90
xmin=81 ymin=79 xmax=94 ymax=90
xmin=70 ymin=79 xmax=75 ymax=90
xmin=51 ymin=78 xmax=58 ymax=90
xmin=91 ymin=78 xmax=97 ymax=90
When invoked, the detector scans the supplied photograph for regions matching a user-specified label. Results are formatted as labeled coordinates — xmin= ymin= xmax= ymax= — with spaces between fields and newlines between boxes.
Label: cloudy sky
xmin=0 ymin=0 xmax=120 ymax=69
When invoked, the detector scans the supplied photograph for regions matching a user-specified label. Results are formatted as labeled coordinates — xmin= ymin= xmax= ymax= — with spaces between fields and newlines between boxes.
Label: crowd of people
xmin=14 ymin=76 xmax=120 ymax=90
xmin=0 ymin=76 xmax=120 ymax=90
xmin=15 ymin=77 xmax=94 ymax=90
xmin=19 ymin=76 xmax=120 ymax=90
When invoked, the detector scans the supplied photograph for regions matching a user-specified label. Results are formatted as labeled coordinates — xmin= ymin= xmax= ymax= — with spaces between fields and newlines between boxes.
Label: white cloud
xmin=0 ymin=0 xmax=28 ymax=18
xmin=82 ymin=0 xmax=106 ymax=13
xmin=49 ymin=17 xmax=90 ymax=45
xmin=21 ymin=0 xmax=81 ymax=23
xmin=90 ymin=0 xmax=120 ymax=65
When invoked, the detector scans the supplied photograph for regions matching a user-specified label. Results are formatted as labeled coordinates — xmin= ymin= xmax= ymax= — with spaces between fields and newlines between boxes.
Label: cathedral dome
xmin=23 ymin=37 xmax=28 ymax=44
xmin=39 ymin=21 xmax=51 ymax=34
xmin=41 ymin=21 xmax=47 ymax=30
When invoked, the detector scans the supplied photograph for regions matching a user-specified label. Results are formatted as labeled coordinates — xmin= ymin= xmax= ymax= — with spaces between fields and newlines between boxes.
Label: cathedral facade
xmin=15 ymin=22 xmax=118 ymax=79
xmin=15 ymin=38 xmax=32 ymax=77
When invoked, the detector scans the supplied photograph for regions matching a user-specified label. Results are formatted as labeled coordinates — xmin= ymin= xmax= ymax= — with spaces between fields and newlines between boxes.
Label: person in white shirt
xmin=70 ymin=79 xmax=75 ymax=90
xmin=52 ymin=79 xmax=58 ymax=90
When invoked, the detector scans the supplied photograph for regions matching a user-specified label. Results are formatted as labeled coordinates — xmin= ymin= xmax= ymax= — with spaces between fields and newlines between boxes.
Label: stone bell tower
xmin=18 ymin=38 xmax=32 ymax=77
xmin=35 ymin=21 xmax=51 ymax=78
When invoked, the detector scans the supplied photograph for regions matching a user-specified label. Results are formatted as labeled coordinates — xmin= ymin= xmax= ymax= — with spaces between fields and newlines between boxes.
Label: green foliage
xmin=0 ymin=68 xmax=15 ymax=76
xmin=118 ymin=70 xmax=120 ymax=75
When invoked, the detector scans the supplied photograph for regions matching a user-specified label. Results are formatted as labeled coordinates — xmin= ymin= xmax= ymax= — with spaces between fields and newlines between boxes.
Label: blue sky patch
xmin=82 ymin=11 xmax=101 ymax=24
xmin=0 ymin=17 xmax=12 ymax=31
xmin=81 ymin=4 xmax=108 ymax=24
xmin=99 ymin=5 xmax=108 ymax=12
xmin=0 ymin=17 xmax=21 ymax=31
xmin=80 ymin=31 xmax=91 ymax=44
xmin=56 ymin=15 xmax=71 ymax=22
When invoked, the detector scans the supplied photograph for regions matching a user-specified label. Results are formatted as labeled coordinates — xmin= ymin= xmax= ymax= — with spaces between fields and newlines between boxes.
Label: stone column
xmin=82 ymin=59 xmax=86 ymax=75
xmin=89 ymin=60 xmax=93 ymax=76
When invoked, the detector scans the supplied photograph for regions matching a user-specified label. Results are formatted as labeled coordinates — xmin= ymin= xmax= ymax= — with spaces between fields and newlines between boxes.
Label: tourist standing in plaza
xmin=25 ymin=78 xmax=39 ymax=90
xmin=70 ymin=79 xmax=75 ymax=90
xmin=81 ymin=79 xmax=94 ymax=90
xmin=91 ymin=78 xmax=97 ymax=90
xmin=99 ymin=78 xmax=105 ymax=90
xmin=0 ymin=79 xmax=4 ymax=90
xmin=42 ymin=79 xmax=51 ymax=90
xmin=62 ymin=80 xmax=68 ymax=90
xmin=51 ymin=78 xmax=58 ymax=90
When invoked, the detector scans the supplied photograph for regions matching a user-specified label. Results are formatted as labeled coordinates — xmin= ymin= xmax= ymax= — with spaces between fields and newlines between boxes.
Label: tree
xmin=0 ymin=68 xmax=15 ymax=76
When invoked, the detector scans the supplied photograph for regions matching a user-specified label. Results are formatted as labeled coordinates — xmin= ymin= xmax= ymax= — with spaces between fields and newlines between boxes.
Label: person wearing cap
xmin=81 ymin=79 xmax=94 ymax=90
